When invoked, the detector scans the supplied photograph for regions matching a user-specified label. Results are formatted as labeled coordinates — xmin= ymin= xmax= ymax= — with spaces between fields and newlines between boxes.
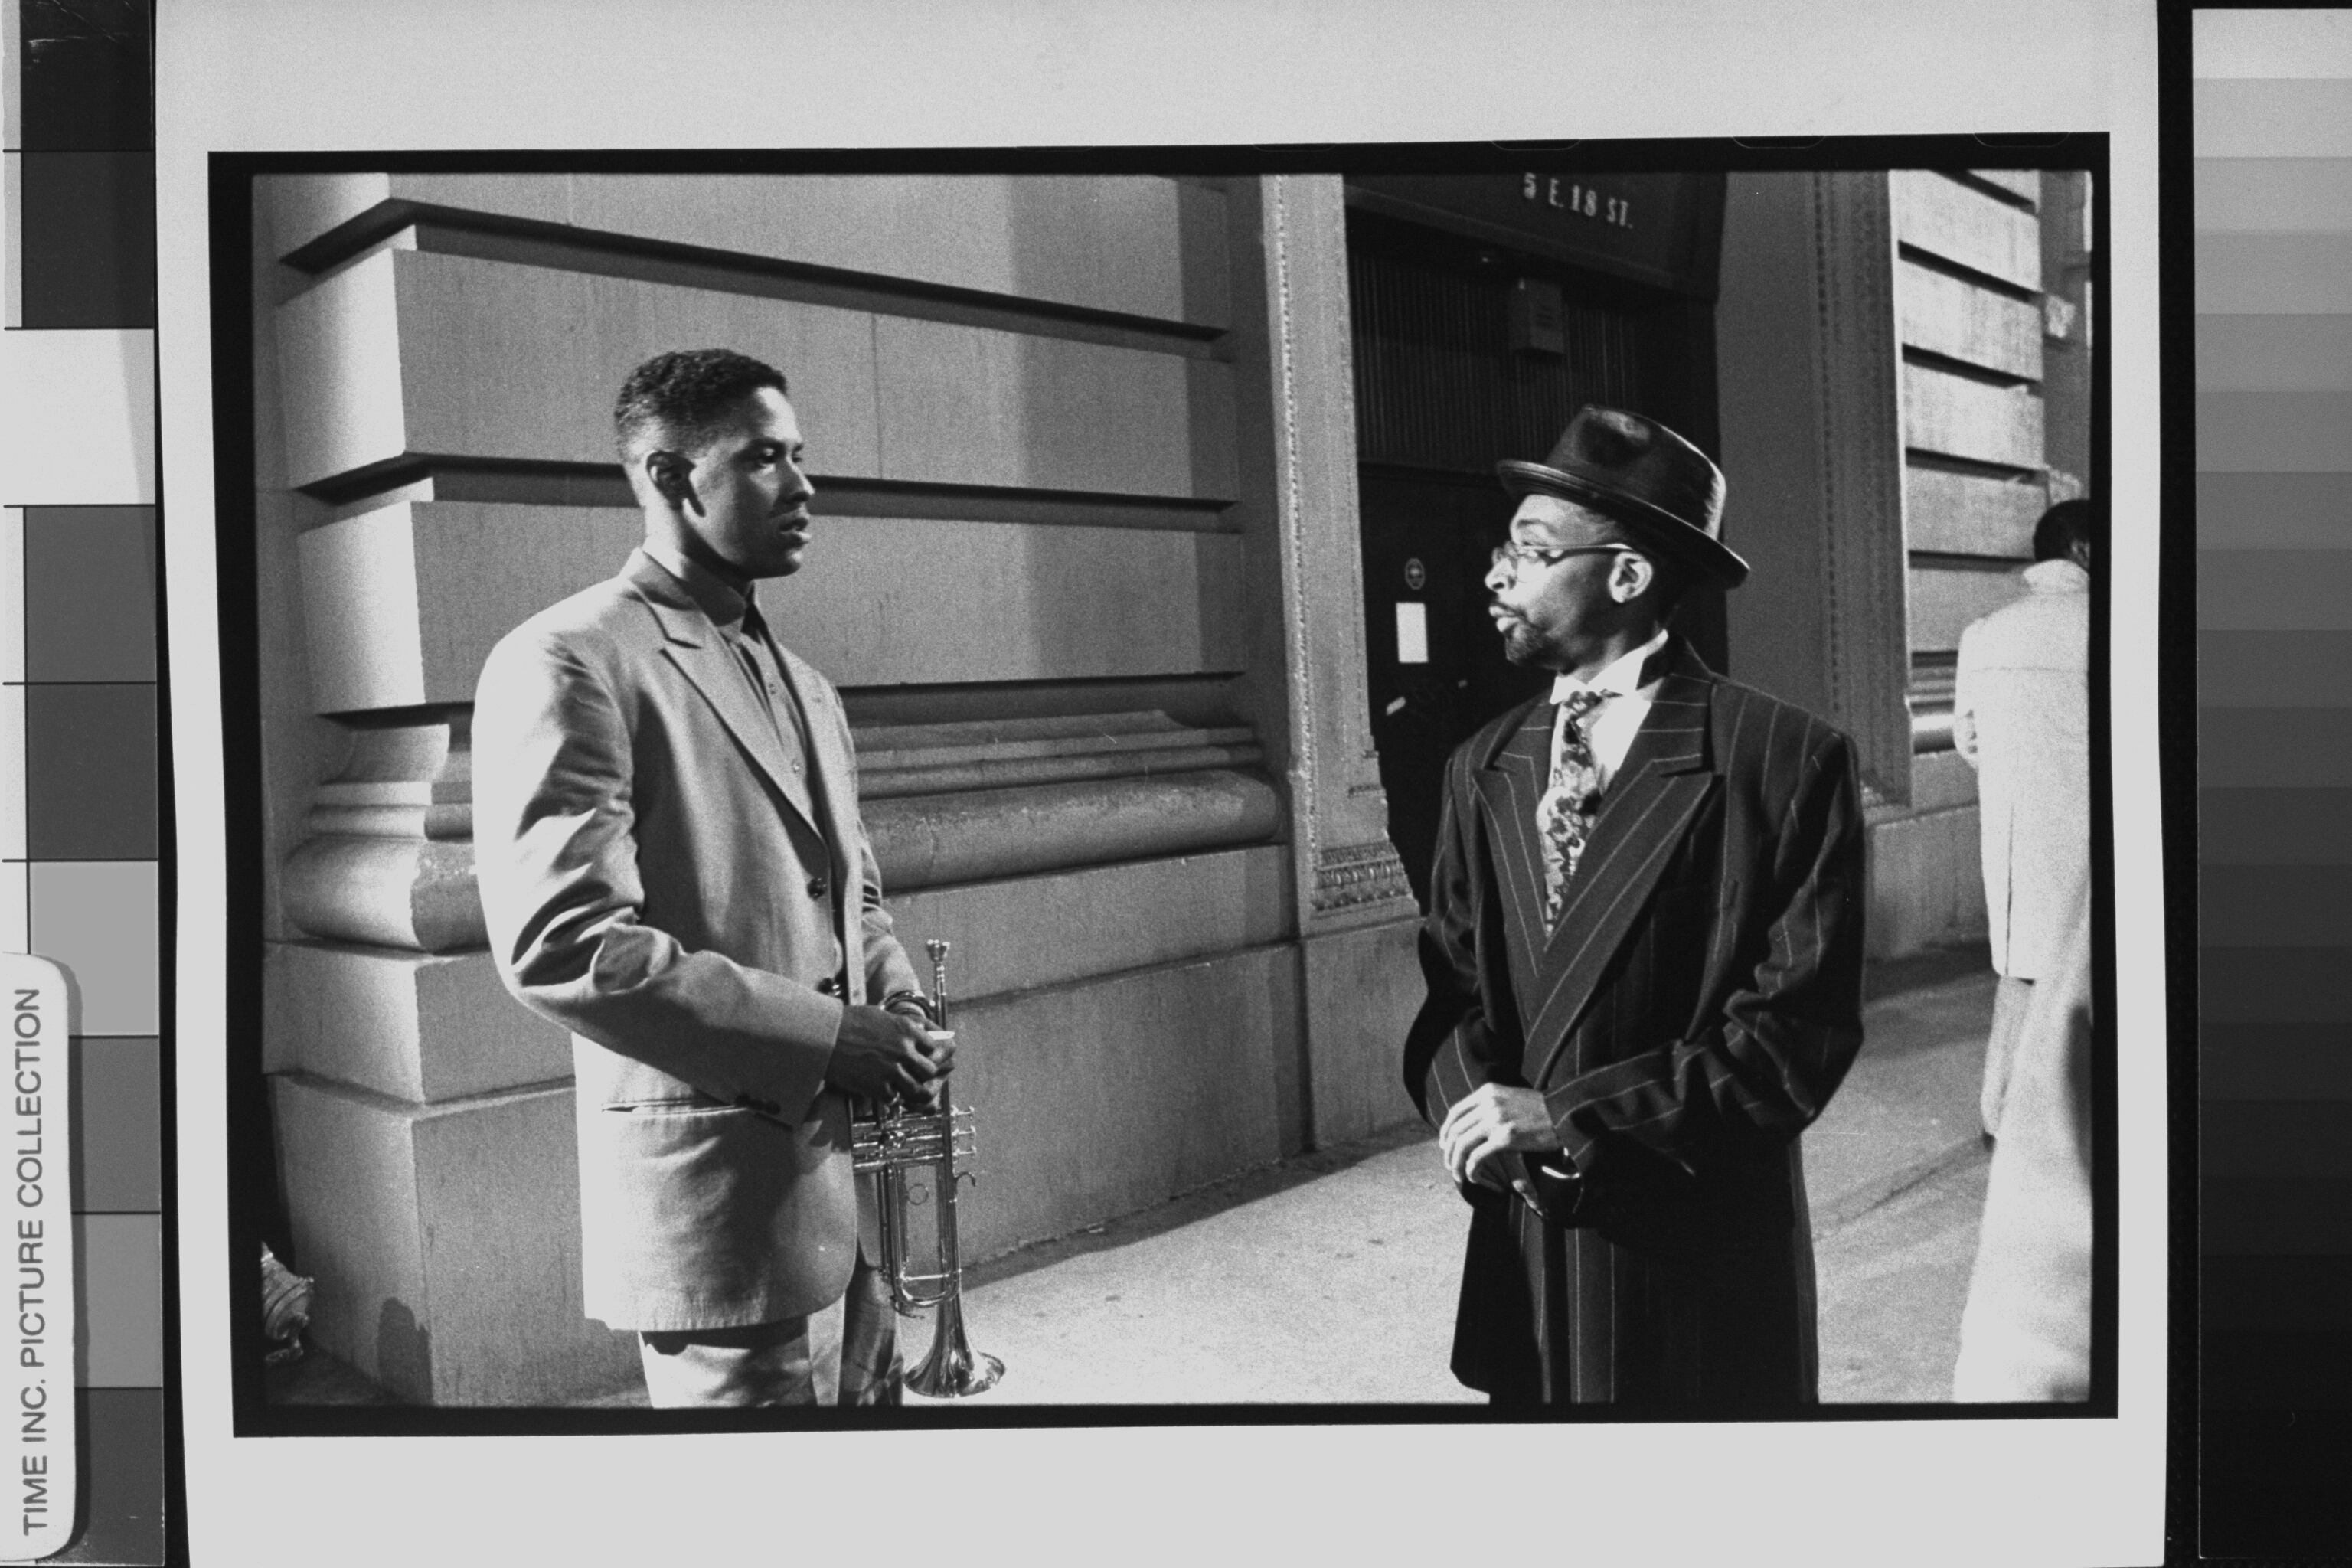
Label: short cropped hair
xmin=2032 ymin=498 xmax=2093 ymax=566
xmin=612 ymin=348 xmax=789 ymax=464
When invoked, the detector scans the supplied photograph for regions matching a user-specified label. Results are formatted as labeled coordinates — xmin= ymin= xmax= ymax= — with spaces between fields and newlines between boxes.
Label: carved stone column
xmin=1719 ymin=168 xmax=2073 ymax=959
xmin=1256 ymin=175 xmax=1413 ymax=926
xmin=1252 ymin=175 xmax=1423 ymax=1146
xmin=1717 ymin=171 xmax=1913 ymax=809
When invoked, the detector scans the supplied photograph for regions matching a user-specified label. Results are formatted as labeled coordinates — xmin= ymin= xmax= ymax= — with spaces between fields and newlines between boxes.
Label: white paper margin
xmin=155 ymin=2 xmax=2171 ymax=1565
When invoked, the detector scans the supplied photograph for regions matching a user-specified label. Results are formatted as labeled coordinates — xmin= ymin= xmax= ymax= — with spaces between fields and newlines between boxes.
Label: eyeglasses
xmin=1489 ymin=542 xmax=1633 ymax=576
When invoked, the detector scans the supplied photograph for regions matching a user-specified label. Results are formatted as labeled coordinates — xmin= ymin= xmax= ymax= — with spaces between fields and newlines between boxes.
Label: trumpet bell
xmin=849 ymin=1099 xmax=1003 ymax=1396
xmin=854 ymin=939 xmax=1002 ymax=1399
xmin=906 ymin=1294 xmax=1004 ymax=1399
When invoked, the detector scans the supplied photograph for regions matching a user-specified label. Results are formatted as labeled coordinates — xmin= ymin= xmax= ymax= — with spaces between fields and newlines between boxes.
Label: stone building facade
xmin=1720 ymin=168 xmax=2096 ymax=956
xmin=244 ymin=165 xmax=2094 ymax=1404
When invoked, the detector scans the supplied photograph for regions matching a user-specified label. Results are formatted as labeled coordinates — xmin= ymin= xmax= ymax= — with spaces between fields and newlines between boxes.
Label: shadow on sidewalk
xmin=266 ymin=946 xmax=2004 ymax=1409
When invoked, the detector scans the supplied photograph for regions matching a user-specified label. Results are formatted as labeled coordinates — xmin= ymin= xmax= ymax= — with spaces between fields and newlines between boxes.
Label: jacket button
xmin=815 ymin=975 xmax=843 ymax=997
xmin=808 ymin=875 xmax=829 ymax=900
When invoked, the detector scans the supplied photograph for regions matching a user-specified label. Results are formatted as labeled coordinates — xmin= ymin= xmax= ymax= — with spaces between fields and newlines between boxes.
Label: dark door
xmin=1346 ymin=201 xmax=1723 ymax=908
xmin=1359 ymin=469 xmax=1544 ymax=907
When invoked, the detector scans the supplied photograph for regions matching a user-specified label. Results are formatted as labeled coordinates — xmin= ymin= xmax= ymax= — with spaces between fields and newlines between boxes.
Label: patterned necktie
xmin=1538 ymin=690 xmax=1610 ymax=928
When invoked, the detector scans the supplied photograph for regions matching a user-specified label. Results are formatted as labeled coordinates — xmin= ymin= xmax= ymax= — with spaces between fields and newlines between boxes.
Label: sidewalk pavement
xmin=267 ymin=950 xmax=2000 ymax=1410
xmin=1810 ymin=957 xmax=1997 ymax=1403
xmin=922 ymin=949 xmax=1998 ymax=1406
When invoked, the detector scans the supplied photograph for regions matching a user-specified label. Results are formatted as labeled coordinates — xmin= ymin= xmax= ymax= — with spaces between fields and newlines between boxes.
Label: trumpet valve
xmin=850 ymin=1106 xmax=976 ymax=1175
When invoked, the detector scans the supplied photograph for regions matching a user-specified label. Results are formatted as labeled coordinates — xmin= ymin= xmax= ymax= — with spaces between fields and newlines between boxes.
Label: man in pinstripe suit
xmin=1403 ymin=407 xmax=1867 ymax=1406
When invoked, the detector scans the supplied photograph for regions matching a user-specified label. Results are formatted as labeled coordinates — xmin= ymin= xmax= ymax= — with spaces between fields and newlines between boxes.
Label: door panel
xmin=1345 ymin=201 xmax=1721 ymax=908
xmin=1358 ymin=469 xmax=1545 ymax=905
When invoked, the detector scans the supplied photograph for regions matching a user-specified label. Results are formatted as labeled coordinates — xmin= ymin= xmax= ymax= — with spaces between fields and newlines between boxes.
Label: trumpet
xmin=850 ymin=938 xmax=1004 ymax=1398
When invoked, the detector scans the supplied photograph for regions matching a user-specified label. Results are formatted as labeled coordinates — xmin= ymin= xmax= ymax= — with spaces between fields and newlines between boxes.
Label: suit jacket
xmin=1953 ymin=559 xmax=2089 ymax=978
xmin=472 ymin=547 xmax=920 ymax=1332
xmin=1403 ymin=639 xmax=1866 ymax=1404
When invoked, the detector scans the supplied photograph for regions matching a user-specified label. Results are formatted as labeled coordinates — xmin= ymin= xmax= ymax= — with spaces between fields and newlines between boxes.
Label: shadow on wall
xmin=376 ymin=1297 xmax=431 ymax=1401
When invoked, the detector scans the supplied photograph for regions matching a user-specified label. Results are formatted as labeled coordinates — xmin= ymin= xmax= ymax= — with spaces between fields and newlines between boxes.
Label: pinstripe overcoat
xmin=1403 ymin=639 xmax=1867 ymax=1406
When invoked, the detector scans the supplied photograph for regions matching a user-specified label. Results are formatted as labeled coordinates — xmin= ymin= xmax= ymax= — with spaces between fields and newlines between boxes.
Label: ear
xmin=644 ymin=451 xmax=698 ymax=511
xmin=1609 ymin=550 xmax=1656 ymax=604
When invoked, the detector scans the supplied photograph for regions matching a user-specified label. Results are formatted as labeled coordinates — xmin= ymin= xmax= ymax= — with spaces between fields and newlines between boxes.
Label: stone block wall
xmin=251 ymin=172 xmax=1419 ymax=1402
xmin=1717 ymin=169 xmax=2092 ymax=961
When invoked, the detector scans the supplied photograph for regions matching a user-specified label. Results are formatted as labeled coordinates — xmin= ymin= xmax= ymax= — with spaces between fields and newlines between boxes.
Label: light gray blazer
xmin=472 ymin=547 xmax=920 ymax=1331
xmin=1953 ymin=559 xmax=2090 ymax=978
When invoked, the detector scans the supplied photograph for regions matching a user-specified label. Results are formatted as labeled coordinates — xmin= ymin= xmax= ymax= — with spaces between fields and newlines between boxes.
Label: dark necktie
xmin=737 ymin=599 xmax=773 ymax=680
xmin=737 ymin=602 xmax=808 ymax=777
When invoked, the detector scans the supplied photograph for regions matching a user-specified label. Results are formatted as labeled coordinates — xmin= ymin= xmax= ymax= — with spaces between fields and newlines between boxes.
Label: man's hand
xmin=825 ymin=1004 xmax=954 ymax=1107
xmin=1437 ymin=1084 xmax=1564 ymax=1200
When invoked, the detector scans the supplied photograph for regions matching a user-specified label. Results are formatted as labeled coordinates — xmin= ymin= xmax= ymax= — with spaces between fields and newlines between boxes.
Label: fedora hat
xmin=1497 ymin=406 xmax=1749 ymax=588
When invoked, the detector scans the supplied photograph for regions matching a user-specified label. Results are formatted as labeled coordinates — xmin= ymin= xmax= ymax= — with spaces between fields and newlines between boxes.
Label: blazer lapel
xmin=625 ymin=553 xmax=823 ymax=838
xmin=773 ymin=642 xmax=858 ymax=900
xmin=1471 ymin=701 xmax=1566 ymax=1018
xmin=1517 ymin=651 xmax=1721 ymax=1086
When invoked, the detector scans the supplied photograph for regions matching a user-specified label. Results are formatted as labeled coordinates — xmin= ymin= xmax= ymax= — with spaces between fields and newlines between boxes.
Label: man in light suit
xmin=1954 ymin=498 xmax=2092 ymax=1139
xmin=473 ymin=348 xmax=949 ymax=1406
xmin=1403 ymin=407 xmax=1867 ymax=1406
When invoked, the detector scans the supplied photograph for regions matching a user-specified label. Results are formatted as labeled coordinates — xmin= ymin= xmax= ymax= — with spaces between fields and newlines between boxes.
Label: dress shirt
xmin=1544 ymin=626 xmax=1672 ymax=799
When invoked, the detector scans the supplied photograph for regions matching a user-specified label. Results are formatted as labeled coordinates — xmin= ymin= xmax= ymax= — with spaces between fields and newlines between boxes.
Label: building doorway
xmin=1343 ymin=176 xmax=1726 ymax=906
